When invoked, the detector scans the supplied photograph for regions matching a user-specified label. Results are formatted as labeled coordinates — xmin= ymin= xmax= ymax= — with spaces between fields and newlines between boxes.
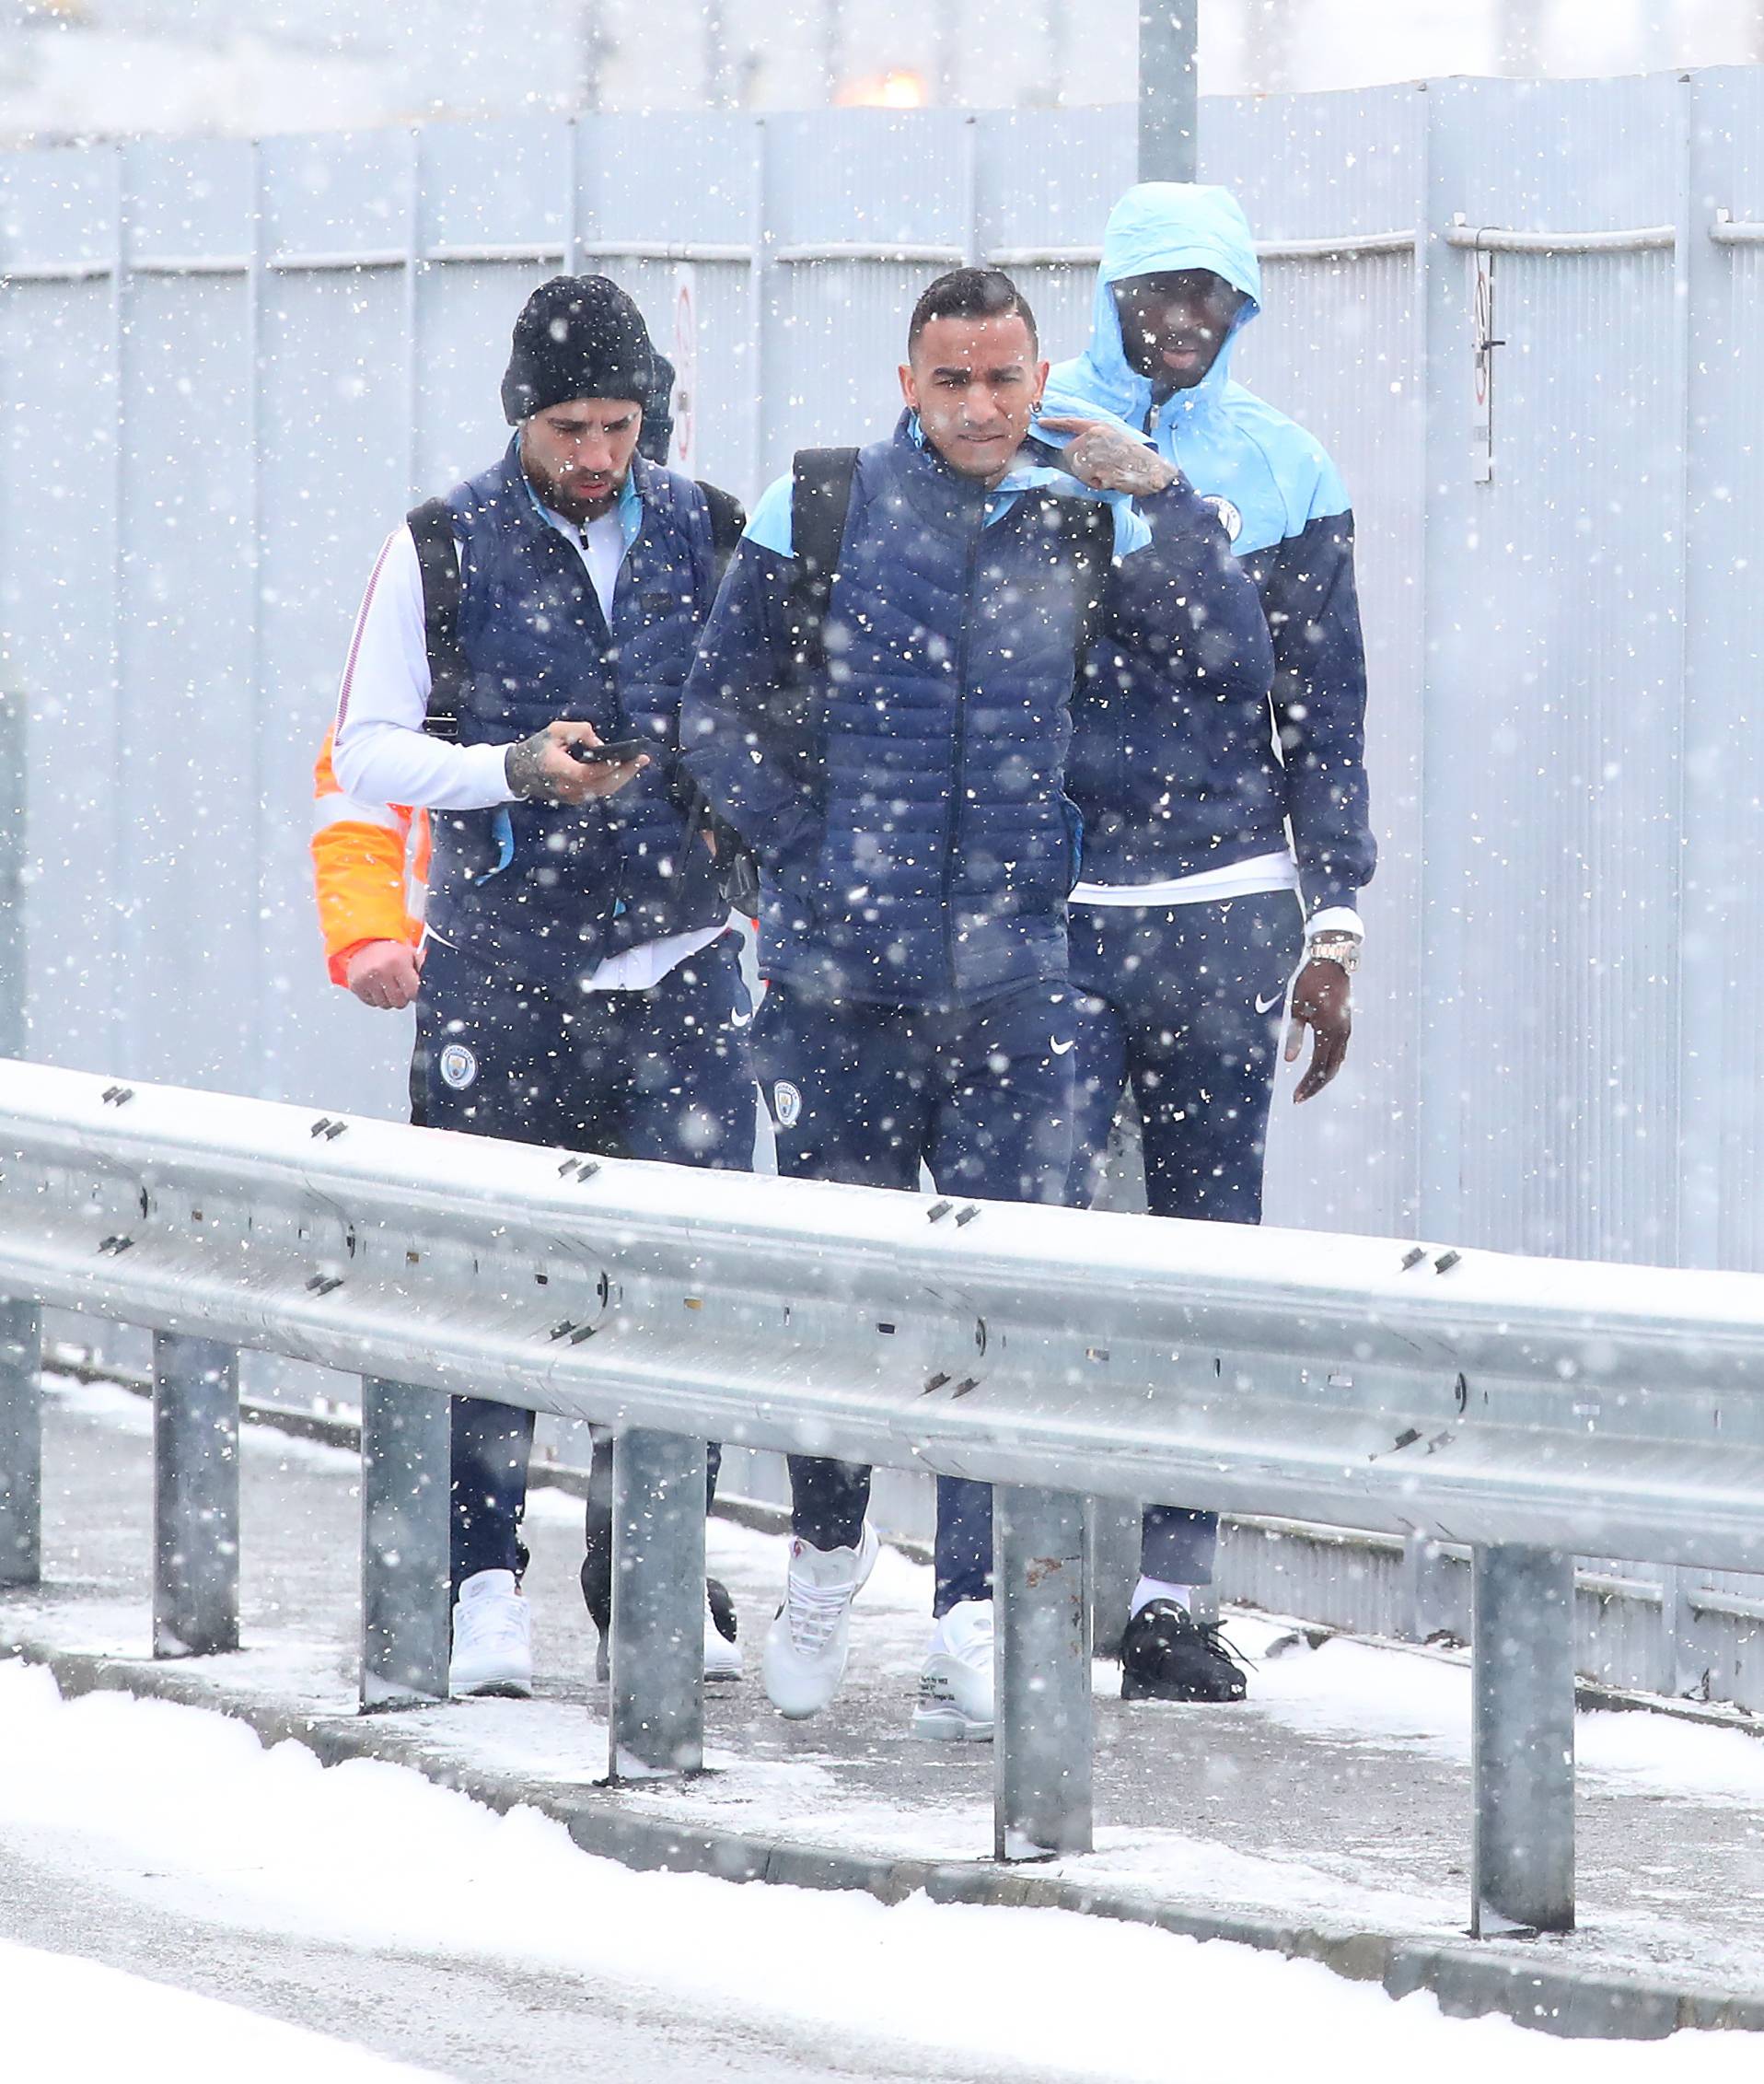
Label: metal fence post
xmin=995 ymin=1484 xmax=1093 ymax=1861
xmin=609 ymin=1426 xmax=705 ymax=1780
xmin=1470 ymin=1543 xmax=1575 ymax=1936
xmin=152 ymin=1331 xmax=239 ymax=1658
xmin=1402 ymin=1529 xmax=1441 ymax=1642
xmin=1087 ymin=1497 xmax=1140 ymax=1659
xmin=360 ymin=1376 xmax=451 ymax=1709
xmin=1657 ymin=1566 xmax=1703 ymax=1700
xmin=1137 ymin=4 xmax=1199 ymax=183
xmin=0 ymin=688 xmax=38 ymax=1596
xmin=0 ymin=1299 xmax=41 ymax=1587
xmin=0 ymin=682 xmax=24 ymax=1059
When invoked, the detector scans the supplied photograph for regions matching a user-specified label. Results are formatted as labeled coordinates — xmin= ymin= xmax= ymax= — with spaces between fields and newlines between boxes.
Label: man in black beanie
xmin=500 ymin=274 xmax=656 ymax=422
xmin=331 ymin=275 xmax=751 ymax=1698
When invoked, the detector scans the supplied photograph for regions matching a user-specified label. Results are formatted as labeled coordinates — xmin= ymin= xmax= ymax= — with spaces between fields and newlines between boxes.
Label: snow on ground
xmin=52 ymin=1371 xmax=1764 ymax=1804
xmin=23 ymin=1371 xmax=1764 ymax=2042
xmin=4 ymin=1934 xmax=448 ymax=2083
xmin=47 ymin=1372 xmax=361 ymax=1472
xmin=48 ymin=1379 xmax=1764 ymax=1858
xmin=689 ymin=1498 xmax=1764 ymax=1819
xmin=0 ymin=1659 xmax=1754 ymax=2082
xmin=1232 ymin=1613 xmax=1764 ymax=1807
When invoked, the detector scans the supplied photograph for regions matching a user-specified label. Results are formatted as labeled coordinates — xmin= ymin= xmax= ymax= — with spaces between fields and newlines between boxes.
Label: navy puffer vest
xmin=769 ymin=421 xmax=1091 ymax=1005
xmin=427 ymin=444 xmax=726 ymax=986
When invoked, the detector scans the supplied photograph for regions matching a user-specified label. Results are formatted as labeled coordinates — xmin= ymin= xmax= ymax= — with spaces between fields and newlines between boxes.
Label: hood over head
xmin=1039 ymin=183 xmax=1261 ymax=433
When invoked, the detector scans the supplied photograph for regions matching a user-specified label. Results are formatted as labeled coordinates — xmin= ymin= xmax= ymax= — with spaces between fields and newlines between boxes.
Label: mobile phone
xmin=566 ymin=738 xmax=651 ymax=765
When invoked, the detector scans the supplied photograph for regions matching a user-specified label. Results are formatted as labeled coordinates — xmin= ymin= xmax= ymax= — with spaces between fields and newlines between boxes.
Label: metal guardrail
xmin=4 ymin=1063 xmax=1764 ymax=1934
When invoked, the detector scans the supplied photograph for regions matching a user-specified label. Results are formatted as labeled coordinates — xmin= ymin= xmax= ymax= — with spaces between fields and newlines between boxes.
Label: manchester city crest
xmin=438 ymin=1042 xmax=479 ymax=1090
xmin=1204 ymin=494 xmax=1244 ymax=543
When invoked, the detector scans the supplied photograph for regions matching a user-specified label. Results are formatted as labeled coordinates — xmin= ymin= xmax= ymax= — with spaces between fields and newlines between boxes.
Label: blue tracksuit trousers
xmin=758 ymin=977 xmax=1075 ymax=1615
xmin=416 ymin=929 xmax=756 ymax=1592
xmin=1067 ymin=891 xmax=1304 ymax=1586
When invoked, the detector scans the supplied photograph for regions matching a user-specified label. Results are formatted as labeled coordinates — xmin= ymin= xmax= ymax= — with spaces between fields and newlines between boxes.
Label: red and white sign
xmin=671 ymin=264 xmax=698 ymax=471
xmin=1471 ymin=250 xmax=1495 ymax=485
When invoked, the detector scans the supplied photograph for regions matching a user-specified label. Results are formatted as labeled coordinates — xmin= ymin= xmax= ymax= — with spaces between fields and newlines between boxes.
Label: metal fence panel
xmin=1683 ymin=68 xmax=1764 ymax=1277
xmin=116 ymin=140 xmax=260 ymax=1097
xmin=1206 ymin=84 xmax=1428 ymax=1241
xmin=1422 ymin=76 xmax=1689 ymax=1266
xmin=257 ymin=129 xmax=417 ymax=1119
xmin=760 ymin=111 xmax=975 ymax=468
xmin=412 ymin=122 xmax=572 ymax=495
xmin=0 ymin=145 xmax=122 ymax=1078
xmin=974 ymin=106 xmax=1134 ymax=356
xmin=13 ymin=77 xmax=1764 ymax=1698
xmin=576 ymin=112 xmax=760 ymax=497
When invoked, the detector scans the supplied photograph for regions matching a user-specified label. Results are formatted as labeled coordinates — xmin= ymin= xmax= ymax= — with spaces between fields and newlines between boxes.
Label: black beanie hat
xmin=500 ymin=274 xmax=657 ymax=425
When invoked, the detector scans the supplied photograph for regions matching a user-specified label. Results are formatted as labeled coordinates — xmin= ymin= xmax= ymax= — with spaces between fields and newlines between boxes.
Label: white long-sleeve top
xmin=331 ymin=497 xmax=726 ymax=993
xmin=333 ymin=515 xmax=628 ymax=809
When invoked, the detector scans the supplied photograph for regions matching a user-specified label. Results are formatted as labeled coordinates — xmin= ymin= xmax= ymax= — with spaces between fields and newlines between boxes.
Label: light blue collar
xmin=906 ymin=411 xmax=1084 ymax=528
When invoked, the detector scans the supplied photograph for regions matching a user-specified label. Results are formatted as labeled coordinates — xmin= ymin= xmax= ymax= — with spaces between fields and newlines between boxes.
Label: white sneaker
xmin=912 ymin=1599 xmax=995 ymax=1741
xmin=449 ymin=1568 xmax=534 ymax=1699
xmin=762 ymin=1524 xmax=879 ymax=1719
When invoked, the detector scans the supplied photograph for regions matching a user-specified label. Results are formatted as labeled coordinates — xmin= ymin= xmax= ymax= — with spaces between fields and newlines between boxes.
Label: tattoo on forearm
xmin=505 ymin=730 xmax=558 ymax=803
xmin=1078 ymin=429 xmax=1175 ymax=493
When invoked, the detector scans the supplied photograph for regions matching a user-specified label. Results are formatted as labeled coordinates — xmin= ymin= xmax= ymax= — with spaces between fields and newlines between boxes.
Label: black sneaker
xmin=580 ymin=1543 xmax=612 ymax=1682
xmin=1120 ymin=1600 xmax=1248 ymax=1703
xmin=707 ymin=1576 xmax=739 ymax=1654
xmin=580 ymin=1548 xmax=741 ymax=1684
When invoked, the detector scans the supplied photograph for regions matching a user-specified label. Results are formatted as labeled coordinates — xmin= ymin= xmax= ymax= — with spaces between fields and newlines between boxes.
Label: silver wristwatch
xmin=1307 ymin=932 xmax=1362 ymax=975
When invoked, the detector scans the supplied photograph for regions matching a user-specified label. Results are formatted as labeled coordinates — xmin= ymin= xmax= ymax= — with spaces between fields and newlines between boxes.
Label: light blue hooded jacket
xmin=1040 ymin=183 xmax=1375 ymax=916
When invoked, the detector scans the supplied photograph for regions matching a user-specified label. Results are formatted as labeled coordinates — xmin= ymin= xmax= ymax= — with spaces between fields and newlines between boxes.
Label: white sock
xmin=1131 ymin=1576 xmax=1193 ymax=1618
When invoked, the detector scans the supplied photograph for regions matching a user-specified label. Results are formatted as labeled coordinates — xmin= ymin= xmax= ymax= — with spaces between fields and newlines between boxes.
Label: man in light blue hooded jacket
xmin=1039 ymin=183 xmax=1376 ymax=1705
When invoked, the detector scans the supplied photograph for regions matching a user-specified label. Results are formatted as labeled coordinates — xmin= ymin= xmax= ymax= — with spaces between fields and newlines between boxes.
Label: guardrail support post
xmin=1470 ymin=1543 xmax=1575 ymax=1935
xmin=995 ymin=1484 xmax=1092 ymax=1860
xmin=1403 ymin=1530 xmax=1441 ymax=1643
xmin=360 ymin=1376 xmax=451 ymax=1709
xmin=1657 ymin=1566 xmax=1702 ymax=1699
xmin=0 ymin=1300 xmax=41 ymax=1587
xmin=1087 ymin=1497 xmax=1140 ymax=1659
xmin=609 ymin=1426 xmax=705 ymax=1780
xmin=152 ymin=1332 xmax=239 ymax=1658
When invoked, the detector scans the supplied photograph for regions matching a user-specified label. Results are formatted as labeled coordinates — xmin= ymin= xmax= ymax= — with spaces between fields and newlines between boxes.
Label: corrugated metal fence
xmin=6 ymin=72 xmax=1764 ymax=1700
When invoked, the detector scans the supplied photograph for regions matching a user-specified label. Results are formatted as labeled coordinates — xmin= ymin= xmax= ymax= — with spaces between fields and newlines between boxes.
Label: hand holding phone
xmin=566 ymin=737 xmax=653 ymax=766
xmin=505 ymin=722 xmax=652 ymax=804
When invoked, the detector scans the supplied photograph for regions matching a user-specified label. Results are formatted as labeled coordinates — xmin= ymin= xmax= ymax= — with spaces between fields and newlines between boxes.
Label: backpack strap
xmin=406 ymin=497 xmax=468 ymax=741
xmin=1043 ymin=492 xmax=1116 ymax=687
xmin=784 ymin=447 xmax=860 ymax=674
xmin=672 ymin=477 xmax=759 ymax=912
xmin=694 ymin=479 xmax=747 ymax=582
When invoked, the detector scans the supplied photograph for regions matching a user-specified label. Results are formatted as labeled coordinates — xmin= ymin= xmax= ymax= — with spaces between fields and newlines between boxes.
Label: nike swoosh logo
xmin=1255 ymin=991 xmax=1283 ymax=1015
xmin=1050 ymin=1036 xmax=1076 ymax=1056
xmin=729 ymin=1008 xmax=753 ymax=1027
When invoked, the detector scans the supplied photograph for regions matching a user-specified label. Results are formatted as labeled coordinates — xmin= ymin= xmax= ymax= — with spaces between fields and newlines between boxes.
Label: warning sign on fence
xmin=671 ymin=264 xmax=698 ymax=472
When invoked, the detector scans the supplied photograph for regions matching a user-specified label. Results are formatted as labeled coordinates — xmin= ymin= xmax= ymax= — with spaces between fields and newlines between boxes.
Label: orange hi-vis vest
xmin=311 ymin=725 xmax=431 ymax=985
